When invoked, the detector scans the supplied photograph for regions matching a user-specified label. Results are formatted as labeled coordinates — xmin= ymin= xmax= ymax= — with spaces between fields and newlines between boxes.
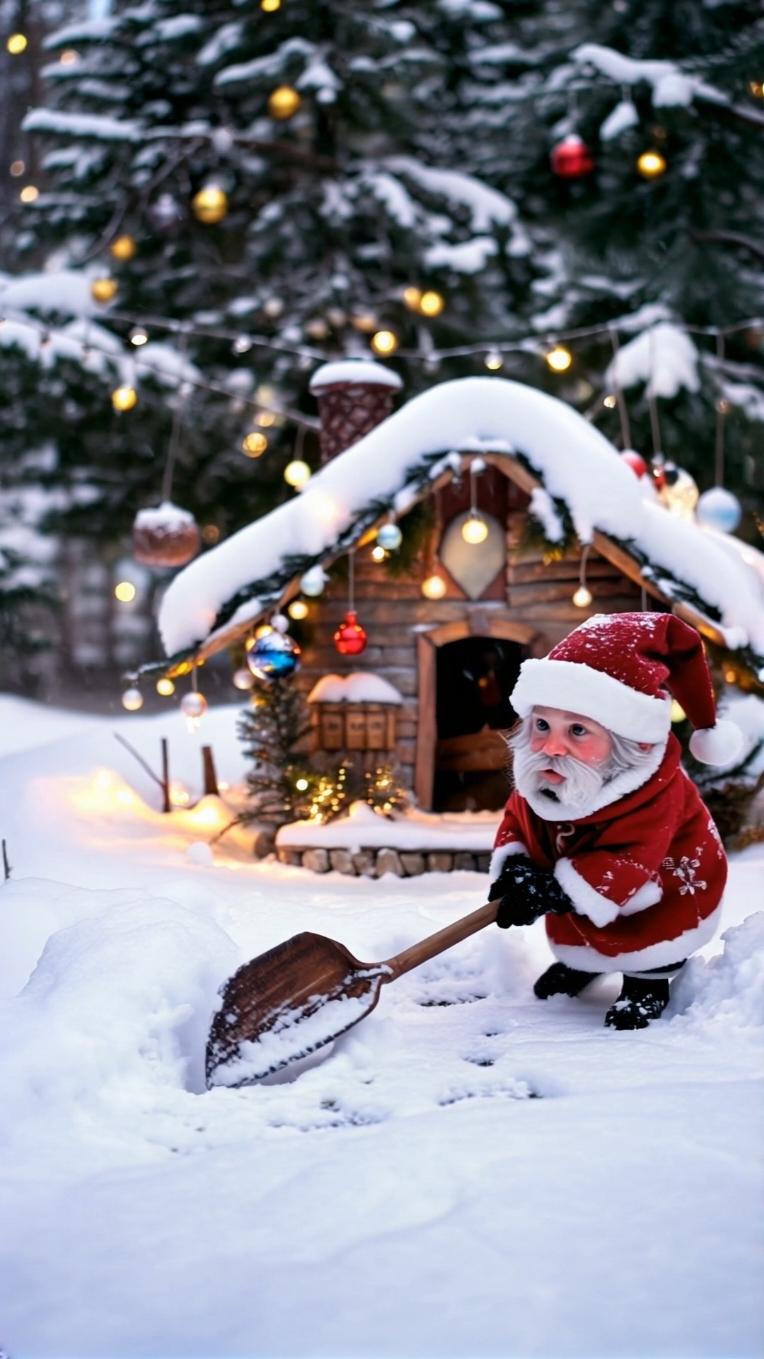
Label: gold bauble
xmin=636 ymin=149 xmax=667 ymax=179
xmin=268 ymin=85 xmax=301 ymax=120
xmin=91 ymin=277 xmax=118 ymax=303
xmin=109 ymin=234 xmax=137 ymax=261
xmin=419 ymin=289 xmax=445 ymax=317
xmin=112 ymin=384 xmax=138 ymax=412
xmin=192 ymin=185 xmax=229 ymax=224
xmin=421 ymin=573 xmax=446 ymax=599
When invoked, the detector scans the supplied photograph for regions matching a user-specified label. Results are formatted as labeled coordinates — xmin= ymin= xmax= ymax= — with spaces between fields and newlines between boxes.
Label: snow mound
xmin=0 ymin=893 xmax=239 ymax=1132
xmin=671 ymin=912 xmax=764 ymax=1032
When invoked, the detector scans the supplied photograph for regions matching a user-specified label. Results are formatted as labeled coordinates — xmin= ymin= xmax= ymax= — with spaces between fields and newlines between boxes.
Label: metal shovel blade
xmin=206 ymin=931 xmax=389 ymax=1088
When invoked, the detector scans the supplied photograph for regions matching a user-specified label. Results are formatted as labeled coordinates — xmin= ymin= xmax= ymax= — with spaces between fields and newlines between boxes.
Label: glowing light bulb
xmin=670 ymin=700 xmax=686 ymax=723
xmin=572 ymin=585 xmax=592 ymax=608
xmin=129 ymin=326 xmax=149 ymax=346
xmin=114 ymin=580 xmax=137 ymax=603
xmin=59 ymin=48 xmax=78 ymax=64
xmin=156 ymin=677 xmax=175 ymax=696
xmin=402 ymin=286 xmax=422 ymax=311
xmin=484 ymin=350 xmax=504 ymax=371
xmin=295 ymin=778 xmax=309 ymax=791
xmin=545 ymin=345 xmax=573 ymax=373
xmin=461 ymin=513 xmax=489 ymax=545
xmin=261 ymin=0 xmax=281 ymax=9
xmin=419 ymin=290 xmax=445 ymax=317
xmin=232 ymin=667 xmax=254 ymax=690
xmin=255 ymin=624 xmax=273 ymax=639
xmin=242 ymin=430 xmax=268 ymax=457
xmin=112 ymin=384 xmax=138 ymax=412
xmin=636 ymin=149 xmax=666 ymax=179
xmin=287 ymin=598 xmax=309 ymax=620
xmin=422 ymin=573 xmax=446 ymax=599
xmin=90 ymin=277 xmax=118 ymax=303
xmin=284 ymin=458 xmax=311 ymax=489
xmin=121 ymin=686 xmax=143 ymax=711
xmin=7 ymin=33 xmax=28 ymax=54
xmin=19 ymin=184 xmax=39 ymax=203
xmin=371 ymin=544 xmax=387 ymax=563
xmin=371 ymin=329 xmax=399 ymax=356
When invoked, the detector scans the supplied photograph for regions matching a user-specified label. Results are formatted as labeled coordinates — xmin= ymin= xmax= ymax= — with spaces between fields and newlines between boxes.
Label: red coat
xmin=491 ymin=736 xmax=727 ymax=972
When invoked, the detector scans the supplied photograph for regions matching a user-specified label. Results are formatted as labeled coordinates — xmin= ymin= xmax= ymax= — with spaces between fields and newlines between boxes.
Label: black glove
xmin=488 ymin=856 xmax=573 ymax=928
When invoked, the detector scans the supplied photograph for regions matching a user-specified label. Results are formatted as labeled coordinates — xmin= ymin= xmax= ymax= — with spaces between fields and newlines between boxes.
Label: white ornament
xmin=696 ymin=487 xmax=742 ymax=533
xmin=300 ymin=566 xmax=327 ymax=597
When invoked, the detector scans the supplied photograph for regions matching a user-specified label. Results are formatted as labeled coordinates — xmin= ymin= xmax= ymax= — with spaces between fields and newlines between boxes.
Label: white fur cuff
xmin=489 ymin=841 xmax=529 ymax=882
xmin=554 ymin=858 xmax=622 ymax=928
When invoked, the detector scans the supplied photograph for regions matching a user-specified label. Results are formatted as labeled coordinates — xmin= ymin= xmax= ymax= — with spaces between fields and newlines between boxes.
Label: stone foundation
xmin=275 ymin=845 xmax=491 ymax=876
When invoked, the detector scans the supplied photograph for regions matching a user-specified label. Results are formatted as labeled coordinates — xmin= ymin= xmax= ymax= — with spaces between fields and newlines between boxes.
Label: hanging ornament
xmin=696 ymin=487 xmax=742 ymax=533
xmin=133 ymin=502 xmax=200 ymax=568
xmin=660 ymin=467 xmax=699 ymax=519
xmin=377 ymin=522 xmax=402 ymax=552
xmin=636 ymin=149 xmax=666 ymax=179
xmin=192 ymin=184 xmax=229 ymax=224
xmin=300 ymin=566 xmax=327 ymax=597
xmin=242 ymin=431 xmax=268 ymax=458
xmin=129 ymin=326 xmax=149 ymax=347
xmin=109 ymin=233 xmax=137 ymax=261
xmin=461 ymin=513 xmax=489 ymax=545
xmin=550 ymin=135 xmax=595 ymax=179
xmin=268 ymin=85 xmax=301 ymax=119
xmin=334 ymin=610 xmax=368 ymax=656
xmin=121 ymin=685 xmax=143 ymax=712
xmin=246 ymin=630 xmax=301 ymax=681
xmin=287 ymin=598 xmax=309 ymax=620
xmin=180 ymin=690 xmax=208 ymax=731
xmin=572 ymin=585 xmax=593 ymax=608
xmin=90 ymin=276 xmax=118 ymax=303
xmin=112 ymin=384 xmax=138 ymax=412
xmin=148 ymin=192 xmax=184 ymax=231
xmin=620 ymin=450 xmax=648 ymax=479
xmin=484 ymin=349 xmax=504 ymax=372
xmin=232 ymin=667 xmax=254 ymax=690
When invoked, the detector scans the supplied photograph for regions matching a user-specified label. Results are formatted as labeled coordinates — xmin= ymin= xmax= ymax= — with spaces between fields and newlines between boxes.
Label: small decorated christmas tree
xmin=237 ymin=679 xmax=313 ymax=828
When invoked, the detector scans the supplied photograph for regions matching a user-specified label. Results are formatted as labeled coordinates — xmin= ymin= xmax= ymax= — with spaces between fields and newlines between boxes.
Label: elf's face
xmin=529 ymin=706 xmax=613 ymax=783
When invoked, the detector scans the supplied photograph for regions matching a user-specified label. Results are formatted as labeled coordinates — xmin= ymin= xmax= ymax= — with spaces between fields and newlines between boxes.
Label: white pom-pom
xmin=689 ymin=720 xmax=744 ymax=766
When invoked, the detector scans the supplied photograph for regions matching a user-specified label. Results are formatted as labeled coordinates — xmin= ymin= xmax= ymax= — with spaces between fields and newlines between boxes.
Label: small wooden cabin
xmin=156 ymin=361 xmax=763 ymax=819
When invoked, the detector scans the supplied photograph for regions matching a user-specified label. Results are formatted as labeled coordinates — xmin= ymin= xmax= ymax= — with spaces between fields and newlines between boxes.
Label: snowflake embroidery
xmin=705 ymin=816 xmax=725 ymax=860
xmin=661 ymin=854 xmax=708 ymax=895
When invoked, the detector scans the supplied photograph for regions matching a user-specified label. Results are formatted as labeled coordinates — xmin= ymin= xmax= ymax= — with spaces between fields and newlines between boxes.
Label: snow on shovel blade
xmin=205 ymin=931 xmax=390 ymax=1089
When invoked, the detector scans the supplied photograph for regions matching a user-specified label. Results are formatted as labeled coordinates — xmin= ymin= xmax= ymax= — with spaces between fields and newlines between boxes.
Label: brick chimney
xmin=309 ymin=359 xmax=403 ymax=464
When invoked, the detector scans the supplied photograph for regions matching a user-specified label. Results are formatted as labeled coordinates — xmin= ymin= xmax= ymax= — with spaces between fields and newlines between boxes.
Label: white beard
xmin=512 ymin=744 xmax=608 ymax=821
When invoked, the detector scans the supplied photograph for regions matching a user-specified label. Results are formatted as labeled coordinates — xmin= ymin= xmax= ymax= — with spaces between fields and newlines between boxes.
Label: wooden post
xmin=2 ymin=839 xmax=11 ymax=882
xmin=161 ymin=737 xmax=171 ymax=813
xmin=202 ymin=745 xmax=219 ymax=797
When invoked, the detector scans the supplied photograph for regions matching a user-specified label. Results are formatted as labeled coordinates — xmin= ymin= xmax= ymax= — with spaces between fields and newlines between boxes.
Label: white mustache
xmin=512 ymin=745 xmax=606 ymax=811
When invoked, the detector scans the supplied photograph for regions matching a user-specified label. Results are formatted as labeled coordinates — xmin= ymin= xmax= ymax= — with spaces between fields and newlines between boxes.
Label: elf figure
xmin=488 ymin=612 xmax=742 ymax=1030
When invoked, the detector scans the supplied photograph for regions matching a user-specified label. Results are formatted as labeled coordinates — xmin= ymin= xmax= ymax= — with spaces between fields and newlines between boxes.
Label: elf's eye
xmin=570 ymin=724 xmax=589 ymax=737
xmin=534 ymin=717 xmax=549 ymax=732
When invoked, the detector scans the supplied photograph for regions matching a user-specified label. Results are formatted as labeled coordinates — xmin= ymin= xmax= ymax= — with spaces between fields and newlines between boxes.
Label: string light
xmin=121 ymin=686 xmax=143 ymax=711
xmin=484 ymin=349 xmax=504 ymax=371
xmin=129 ymin=326 xmax=149 ymax=346
xmin=284 ymin=458 xmax=311 ymax=488
xmin=9 ymin=160 xmax=24 ymax=176
xmin=545 ymin=344 xmax=573 ymax=373
xmin=572 ymin=545 xmax=592 ymax=608
xmin=371 ymin=544 xmax=387 ymax=563
xmin=6 ymin=33 xmax=28 ymax=54
xmin=114 ymin=580 xmax=137 ymax=603
xmin=419 ymin=290 xmax=445 ymax=317
xmin=59 ymin=48 xmax=78 ymax=64
xmin=232 ymin=667 xmax=254 ymax=690
xmin=19 ymin=185 xmax=39 ymax=203
xmin=156 ymin=677 xmax=175 ymax=696
xmin=636 ymin=150 xmax=667 ymax=179
xmin=242 ymin=430 xmax=268 ymax=457
xmin=287 ymin=598 xmax=309 ymax=620
xmin=461 ymin=462 xmax=489 ymax=544
xmin=111 ymin=383 xmax=138 ymax=412
xmin=192 ymin=185 xmax=228 ymax=224
xmin=90 ymin=277 xmax=118 ymax=303
xmin=371 ymin=329 xmax=399 ymax=356
xmin=402 ymin=287 xmax=422 ymax=310
xmin=422 ymin=573 xmax=446 ymax=599
xmin=109 ymin=234 xmax=137 ymax=261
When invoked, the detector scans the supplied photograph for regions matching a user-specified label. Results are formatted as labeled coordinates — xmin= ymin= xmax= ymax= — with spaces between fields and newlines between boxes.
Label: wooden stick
xmin=113 ymin=731 xmax=165 ymax=789
xmin=382 ymin=901 xmax=498 ymax=981
xmin=161 ymin=737 xmax=171 ymax=814
xmin=202 ymin=745 xmax=219 ymax=797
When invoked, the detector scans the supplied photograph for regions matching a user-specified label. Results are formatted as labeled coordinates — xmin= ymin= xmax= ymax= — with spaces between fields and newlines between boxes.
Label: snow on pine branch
xmin=384 ymin=158 xmax=522 ymax=233
xmin=604 ymin=323 xmax=700 ymax=398
xmin=22 ymin=109 xmax=140 ymax=143
xmin=572 ymin=44 xmax=731 ymax=111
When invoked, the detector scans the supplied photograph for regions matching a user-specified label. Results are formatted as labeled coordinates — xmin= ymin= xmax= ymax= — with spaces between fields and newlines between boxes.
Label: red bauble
xmin=550 ymin=135 xmax=595 ymax=180
xmin=620 ymin=450 xmax=648 ymax=479
xmin=334 ymin=610 xmax=368 ymax=656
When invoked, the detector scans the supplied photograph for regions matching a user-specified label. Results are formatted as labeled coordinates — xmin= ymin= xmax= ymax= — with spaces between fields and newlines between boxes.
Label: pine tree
xmin=495 ymin=0 xmax=764 ymax=509
xmin=237 ymin=678 xmax=312 ymax=827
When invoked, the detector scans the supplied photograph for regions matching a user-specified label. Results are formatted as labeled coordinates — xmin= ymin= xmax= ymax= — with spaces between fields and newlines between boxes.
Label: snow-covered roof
xmin=310 ymin=360 xmax=403 ymax=391
xmin=307 ymin=673 xmax=404 ymax=705
xmin=154 ymin=377 xmax=764 ymax=675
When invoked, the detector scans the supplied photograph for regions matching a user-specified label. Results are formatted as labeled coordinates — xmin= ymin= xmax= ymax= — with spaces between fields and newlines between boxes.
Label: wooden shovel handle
xmin=381 ymin=901 xmax=498 ymax=982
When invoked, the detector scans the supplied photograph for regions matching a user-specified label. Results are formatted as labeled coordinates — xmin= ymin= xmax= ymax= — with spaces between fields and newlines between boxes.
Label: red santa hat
xmin=511 ymin=611 xmax=743 ymax=765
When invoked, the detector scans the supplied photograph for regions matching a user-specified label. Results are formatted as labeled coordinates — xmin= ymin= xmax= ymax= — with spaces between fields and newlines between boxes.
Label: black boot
xmin=534 ymin=962 xmax=600 ymax=999
xmin=605 ymin=975 xmax=670 ymax=1030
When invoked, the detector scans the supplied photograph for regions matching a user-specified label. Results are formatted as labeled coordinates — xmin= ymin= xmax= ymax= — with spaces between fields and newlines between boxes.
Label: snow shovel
xmin=206 ymin=899 xmax=498 ymax=1088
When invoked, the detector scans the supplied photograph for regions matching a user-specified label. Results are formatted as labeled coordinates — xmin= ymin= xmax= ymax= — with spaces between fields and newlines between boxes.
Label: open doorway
xmin=432 ymin=635 xmax=524 ymax=812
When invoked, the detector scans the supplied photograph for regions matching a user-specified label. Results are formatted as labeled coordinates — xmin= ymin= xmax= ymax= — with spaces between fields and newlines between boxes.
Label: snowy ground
xmin=0 ymin=697 xmax=762 ymax=1359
